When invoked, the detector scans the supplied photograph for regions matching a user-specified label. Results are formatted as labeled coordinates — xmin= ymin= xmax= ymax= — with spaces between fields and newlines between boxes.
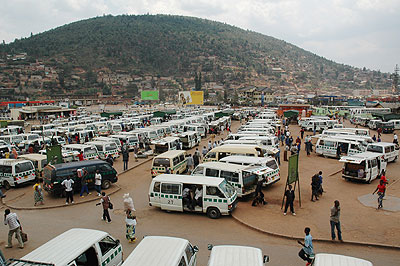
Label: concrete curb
xmin=328 ymin=169 xmax=342 ymax=177
xmin=3 ymin=156 xmax=154 ymax=211
xmin=232 ymin=213 xmax=400 ymax=250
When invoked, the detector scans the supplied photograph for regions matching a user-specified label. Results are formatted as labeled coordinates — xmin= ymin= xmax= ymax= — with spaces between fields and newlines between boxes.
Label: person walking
xmin=193 ymin=152 xmax=200 ymax=168
xmin=202 ymin=146 xmax=207 ymax=159
xmin=330 ymin=200 xmax=342 ymax=241
xmin=318 ymin=171 xmax=324 ymax=195
xmin=284 ymin=185 xmax=296 ymax=216
xmin=33 ymin=178 xmax=44 ymax=206
xmin=300 ymin=128 xmax=305 ymax=139
xmin=4 ymin=209 xmax=24 ymax=249
xmin=79 ymin=169 xmax=91 ymax=198
xmin=78 ymin=151 xmax=84 ymax=161
xmin=97 ymin=192 xmax=112 ymax=223
xmin=373 ymin=180 xmax=386 ymax=209
xmin=275 ymin=148 xmax=281 ymax=166
xmin=297 ymin=227 xmax=314 ymax=266
xmin=311 ymin=174 xmax=319 ymax=202
xmin=125 ymin=209 xmax=137 ymax=243
xmin=393 ymin=133 xmax=398 ymax=145
xmin=94 ymin=170 xmax=102 ymax=196
xmin=61 ymin=176 xmax=74 ymax=204
xmin=133 ymin=144 xmax=139 ymax=162
xmin=187 ymin=154 xmax=194 ymax=173
xmin=122 ymin=147 xmax=129 ymax=171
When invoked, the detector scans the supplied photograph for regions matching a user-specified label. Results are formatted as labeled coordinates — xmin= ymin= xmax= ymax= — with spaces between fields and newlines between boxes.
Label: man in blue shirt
xmin=298 ymin=227 xmax=314 ymax=265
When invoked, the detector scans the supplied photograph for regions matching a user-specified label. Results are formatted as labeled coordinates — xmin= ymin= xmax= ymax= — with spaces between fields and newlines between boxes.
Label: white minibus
xmin=63 ymin=144 xmax=99 ymax=160
xmin=149 ymin=174 xmax=237 ymax=219
xmin=366 ymin=142 xmax=398 ymax=163
xmin=20 ymin=228 xmax=123 ymax=266
xmin=315 ymin=137 xmax=364 ymax=158
xmin=152 ymin=136 xmax=181 ymax=154
xmin=208 ymin=245 xmax=268 ymax=266
xmin=86 ymin=141 xmax=119 ymax=160
xmin=313 ymin=253 xmax=372 ymax=266
xmin=122 ymin=236 xmax=198 ymax=266
xmin=0 ymin=159 xmax=36 ymax=189
xmin=340 ymin=152 xmax=386 ymax=183
xmin=151 ymin=150 xmax=187 ymax=177
xmin=204 ymin=145 xmax=265 ymax=162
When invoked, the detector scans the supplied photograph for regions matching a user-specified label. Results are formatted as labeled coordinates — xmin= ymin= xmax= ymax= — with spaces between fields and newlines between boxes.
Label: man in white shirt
xmin=194 ymin=186 xmax=203 ymax=207
xmin=4 ymin=209 xmax=23 ymax=248
xmin=61 ymin=176 xmax=74 ymax=204
xmin=95 ymin=170 xmax=102 ymax=196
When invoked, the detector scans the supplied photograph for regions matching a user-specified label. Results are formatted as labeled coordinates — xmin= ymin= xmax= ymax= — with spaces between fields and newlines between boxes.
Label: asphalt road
xmin=1 ymin=120 xmax=400 ymax=265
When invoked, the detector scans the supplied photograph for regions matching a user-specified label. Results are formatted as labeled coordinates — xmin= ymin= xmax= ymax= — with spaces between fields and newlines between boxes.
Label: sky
xmin=0 ymin=0 xmax=399 ymax=73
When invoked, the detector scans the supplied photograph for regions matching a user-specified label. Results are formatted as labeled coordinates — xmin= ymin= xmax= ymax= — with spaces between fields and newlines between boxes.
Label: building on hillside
xmin=10 ymin=105 xmax=76 ymax=120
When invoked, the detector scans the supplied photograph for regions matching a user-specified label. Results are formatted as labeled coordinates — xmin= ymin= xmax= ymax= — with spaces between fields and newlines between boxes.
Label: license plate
xmin=24 ymin=176 xmax=28 ymax=179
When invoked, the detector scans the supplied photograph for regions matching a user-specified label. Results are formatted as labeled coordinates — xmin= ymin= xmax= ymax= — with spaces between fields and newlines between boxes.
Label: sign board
xmin=179 ymin=91 xmax=204 ymax=105
xmin=288 ymin=154 xmax=299 ymax=184
xmin=46 ymin=145 xmax=63 ymax=165
xmin=141 ymin=90 xmax=159 ymax=100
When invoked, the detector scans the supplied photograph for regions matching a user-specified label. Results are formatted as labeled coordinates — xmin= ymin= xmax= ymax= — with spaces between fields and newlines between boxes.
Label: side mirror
xmin=116 ymin=239 xmax=120 ymax=244
xmin=207 ymin=244 xmax=213 ymax=251
xmin=263 ymin=255 xmax=269 ymax=263
xmin=193 ymin=246 xmax=199 ymax=253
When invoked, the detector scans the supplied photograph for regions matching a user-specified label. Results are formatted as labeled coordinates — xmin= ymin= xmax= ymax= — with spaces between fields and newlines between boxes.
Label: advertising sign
xmin=141 ymin=90 xmax=159 ymax=100
xmin=179 ymin=91 xmax=204 ymax=105
xmin=288 ymin=154 xmax=299 ymax=184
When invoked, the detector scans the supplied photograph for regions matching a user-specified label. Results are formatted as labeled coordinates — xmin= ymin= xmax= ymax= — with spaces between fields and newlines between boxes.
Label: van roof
xmin=339 ymin=152 xmax=383 ymax=163
xmin=0 ymin=159 xmax=32 ymax=165
xmin=367 ymin=142 xmax=395 ymax=147
xmin=154 ymin=150 xmax=186 ymax=158
xmin=19 ymin=154 xmax=47 ymax=161
xmin=153 ymin=174 xmax=223 ymax=186
xmin=196 ymin=162 xmax=248 ymax=172
xmin=208 ymin=245 xmax=263 ymax=266
xmin=47 ymin=159 xmax=107 ymax=170
xmin=314 ymin=253 xmax=372 ymax=266
xmin=22 ymin=228 xmax=110 ymax=266
xmin=210 ymin=144 xmax=262 ymax=152
xmin=220 ymin=156 xmax=273 ymax=164
xmin=63 ymin=144 xmax=94 ymax=148
xmin=123 ymin=236 xmax=189 ymax=266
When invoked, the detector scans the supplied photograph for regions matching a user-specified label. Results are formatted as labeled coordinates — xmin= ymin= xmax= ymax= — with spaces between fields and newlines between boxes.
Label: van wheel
xmin=3 ymin=181 xmax=10 ymax=190
xmin=102 ymin=180 xmax=111 ymax=189
xmin=207 ymin=207 xmax=221 ymax=219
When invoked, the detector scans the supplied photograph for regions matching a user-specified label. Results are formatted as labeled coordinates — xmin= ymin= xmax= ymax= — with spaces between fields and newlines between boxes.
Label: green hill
xmin=0 ymin=14 xmax=390 ymax=92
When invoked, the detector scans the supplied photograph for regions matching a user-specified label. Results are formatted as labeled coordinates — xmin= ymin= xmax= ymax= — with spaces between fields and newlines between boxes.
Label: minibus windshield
xmin=219 ymin=180 xmax=235 ymax=198
xmin=153 ymin=158 xmax=170 ymax=167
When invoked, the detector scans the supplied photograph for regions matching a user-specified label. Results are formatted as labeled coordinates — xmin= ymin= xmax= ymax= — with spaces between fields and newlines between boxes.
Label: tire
xmin=102 ymin=180 xmax=111 ymax=189
xmin=207 ymin=207 xmax=221 ymax=219
xmin=3 ymin=181 xmax=10 ymax=190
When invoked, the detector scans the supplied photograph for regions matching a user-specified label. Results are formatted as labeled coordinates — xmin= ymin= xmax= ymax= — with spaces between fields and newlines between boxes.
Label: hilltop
xmin=0 ymin=14 xmax=391 ymax=101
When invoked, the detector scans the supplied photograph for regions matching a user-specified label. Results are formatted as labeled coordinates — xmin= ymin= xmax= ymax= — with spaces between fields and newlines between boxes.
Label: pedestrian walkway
xmin=358 ymin=194 xmax=400 ymax=212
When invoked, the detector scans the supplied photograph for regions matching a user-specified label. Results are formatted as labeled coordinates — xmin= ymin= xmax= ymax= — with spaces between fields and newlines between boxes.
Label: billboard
xmin=179 ymin=91 xmax=204 ymax=105
xmin=141 ymin=90 xmax=159 ymax=100
xmin=288 ymin=154 xmax=299 ymax=184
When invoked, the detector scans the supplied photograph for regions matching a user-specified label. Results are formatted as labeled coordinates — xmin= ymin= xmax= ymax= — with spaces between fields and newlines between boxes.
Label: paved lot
xmin=1 ymin=117 xmax=400 ymax=265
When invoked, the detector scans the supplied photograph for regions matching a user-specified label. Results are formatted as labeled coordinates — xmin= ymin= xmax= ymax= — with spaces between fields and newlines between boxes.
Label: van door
xmin=97 ymin=236 xmax=123 ymax=266
xmin=74 ymin=246 xmax=99 ymax=266
xmin=160 ymin=182 xmax=182 ymax=212
xmin=150 ymin=181 xmax=161 ymax=207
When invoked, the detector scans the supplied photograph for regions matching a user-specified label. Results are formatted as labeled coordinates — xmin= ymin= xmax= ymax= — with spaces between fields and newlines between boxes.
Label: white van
xmin=0 ymin=159 xmax=36 ymax=189
xmin=340 ymin=152 xmax=387 ymax=183
xmin=192 ymin=162 xmax=258 ymax=197
xmin=389 ymin=119 xmax=400 ymax=130
xmin=94 ymin=136 xmax=122 ymax=152
xmin=178 ymin=132 xmax=200 ymax=149
xmin=366 ymin=142 xmax=398 ymax=163
xmin=226 ymin=133 xmax=259 ymax=141
xmin=86 ymin=141 xmax=119 ymax=160
xmin=109 ymin=134 xmax=138 ymax=151
xmin=19 ymin=154 xmax=48 ymax=177
xmin=63 ymin=144 xmax=100 ymax=160
xmin=0 ymin=135 xmax=24 ymax=146
xmin=237 ymin=127 xmax=275 ymax=135
xmin=313 ymin=253 xmax=372 ymax=266
xmin=237 ymin=136 xmax=279 ymax=149
xmin=20 ymin=228 xmax=123 ymax=266
xmin=219 ymin=156 xmax=280 ymax=186
xmin=152 ymin=137 xmax=181 ymax=155
xmin=208 ymin=245 xmax=268 ymax=266
xmin=149 ymin=174 xmax=237 ymax=219
xmin=204 ymin=145 xmax=265 ymax=162
xmin=367 ymin=119 xmax=382 ymax=130
xmin=302 ymin=120 xmax=329 ymax=131
xmin=315 ymin=137 xmax=364 ymax=158
xmin=122 ymin=236 xmax=198 ymax=266
xmin=151 ymin=150 xmax=188 ymax=177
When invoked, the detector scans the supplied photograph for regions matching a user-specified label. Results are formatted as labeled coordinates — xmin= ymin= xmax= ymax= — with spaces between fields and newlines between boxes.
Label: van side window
xmin=173 ymin=157 xmax=179 ymax=166
xmin=192 ymin=166 xmax=204 ymax=175
xmin=319 ymin=140 xmax=324 ymax=146
xmin=185 ymin=244 xmax=195 ymax=263
xmin=178 ymin=256 xmax=187 ymax=266
xmin=206 ymin=186 xmax=225 ymax=198
xmin=205 ymin=168 xmax=219 ymax=177
xmin=75 ymin=247 xmax=98 ymax=266
xmin=206 ymin=152 xmax=216 ymax=159
xmin=179 ymin=154 xmax=185 ymax=162
xmin=153 ymin=182 xmax=160 ymax=192
xmin=161 ymin=183 xmax=181 ymax=194
xmin=221 ymin=171 xmax=239 ymax=183
xmin=99 ymin=236 xmax=118 ymax=256
xmin=2 ymin=165 xmax=12 ymax=174
xmin=385 ymin=147 xmax=390 ymax=153
xmin=15 ymin=162 xmax=33 ymax=173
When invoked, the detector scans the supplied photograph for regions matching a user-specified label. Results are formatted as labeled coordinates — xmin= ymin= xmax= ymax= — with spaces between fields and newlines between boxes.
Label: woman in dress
xmin=33 ymin=178 xmax=44 ymax=206
xmin=125 ymin=210 xmax=137 ymax=243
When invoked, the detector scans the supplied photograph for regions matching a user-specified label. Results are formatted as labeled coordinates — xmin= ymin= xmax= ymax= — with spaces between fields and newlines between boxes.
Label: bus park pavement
xmin=0 ymin=156 xmax=153 ymax=210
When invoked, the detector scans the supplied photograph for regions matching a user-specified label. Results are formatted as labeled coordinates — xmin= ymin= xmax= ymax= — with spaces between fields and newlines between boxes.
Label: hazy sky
xmin=1 ymin=0 xmax=399 ymax=73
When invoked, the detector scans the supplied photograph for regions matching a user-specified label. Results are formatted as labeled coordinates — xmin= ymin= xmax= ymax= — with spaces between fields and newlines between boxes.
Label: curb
xmin=231 ymin=213 xmax=400 ymax=250
xmin=4 ymin=185 xmax=122 ymax=210
xmin=3 ymin=157 xmax=154 ymax=211
xmin=328 ymin=169 xmax=342 ymax=177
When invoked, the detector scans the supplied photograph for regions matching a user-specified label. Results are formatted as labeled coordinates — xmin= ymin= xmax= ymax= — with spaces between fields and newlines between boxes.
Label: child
xmin=125 ymin=210 xmax=137 ymax=243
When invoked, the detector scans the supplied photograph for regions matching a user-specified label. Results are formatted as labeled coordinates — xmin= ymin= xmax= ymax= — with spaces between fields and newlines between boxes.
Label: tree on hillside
xmin=194 ymin=72 xmax=202 ymax=90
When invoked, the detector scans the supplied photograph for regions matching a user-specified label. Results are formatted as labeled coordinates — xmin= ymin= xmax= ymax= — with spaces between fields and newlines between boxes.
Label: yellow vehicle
xmin=151 ymin=150 xmax=187 ymax=178
xmin=203 ymin=144 xmax=265 ymax=162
